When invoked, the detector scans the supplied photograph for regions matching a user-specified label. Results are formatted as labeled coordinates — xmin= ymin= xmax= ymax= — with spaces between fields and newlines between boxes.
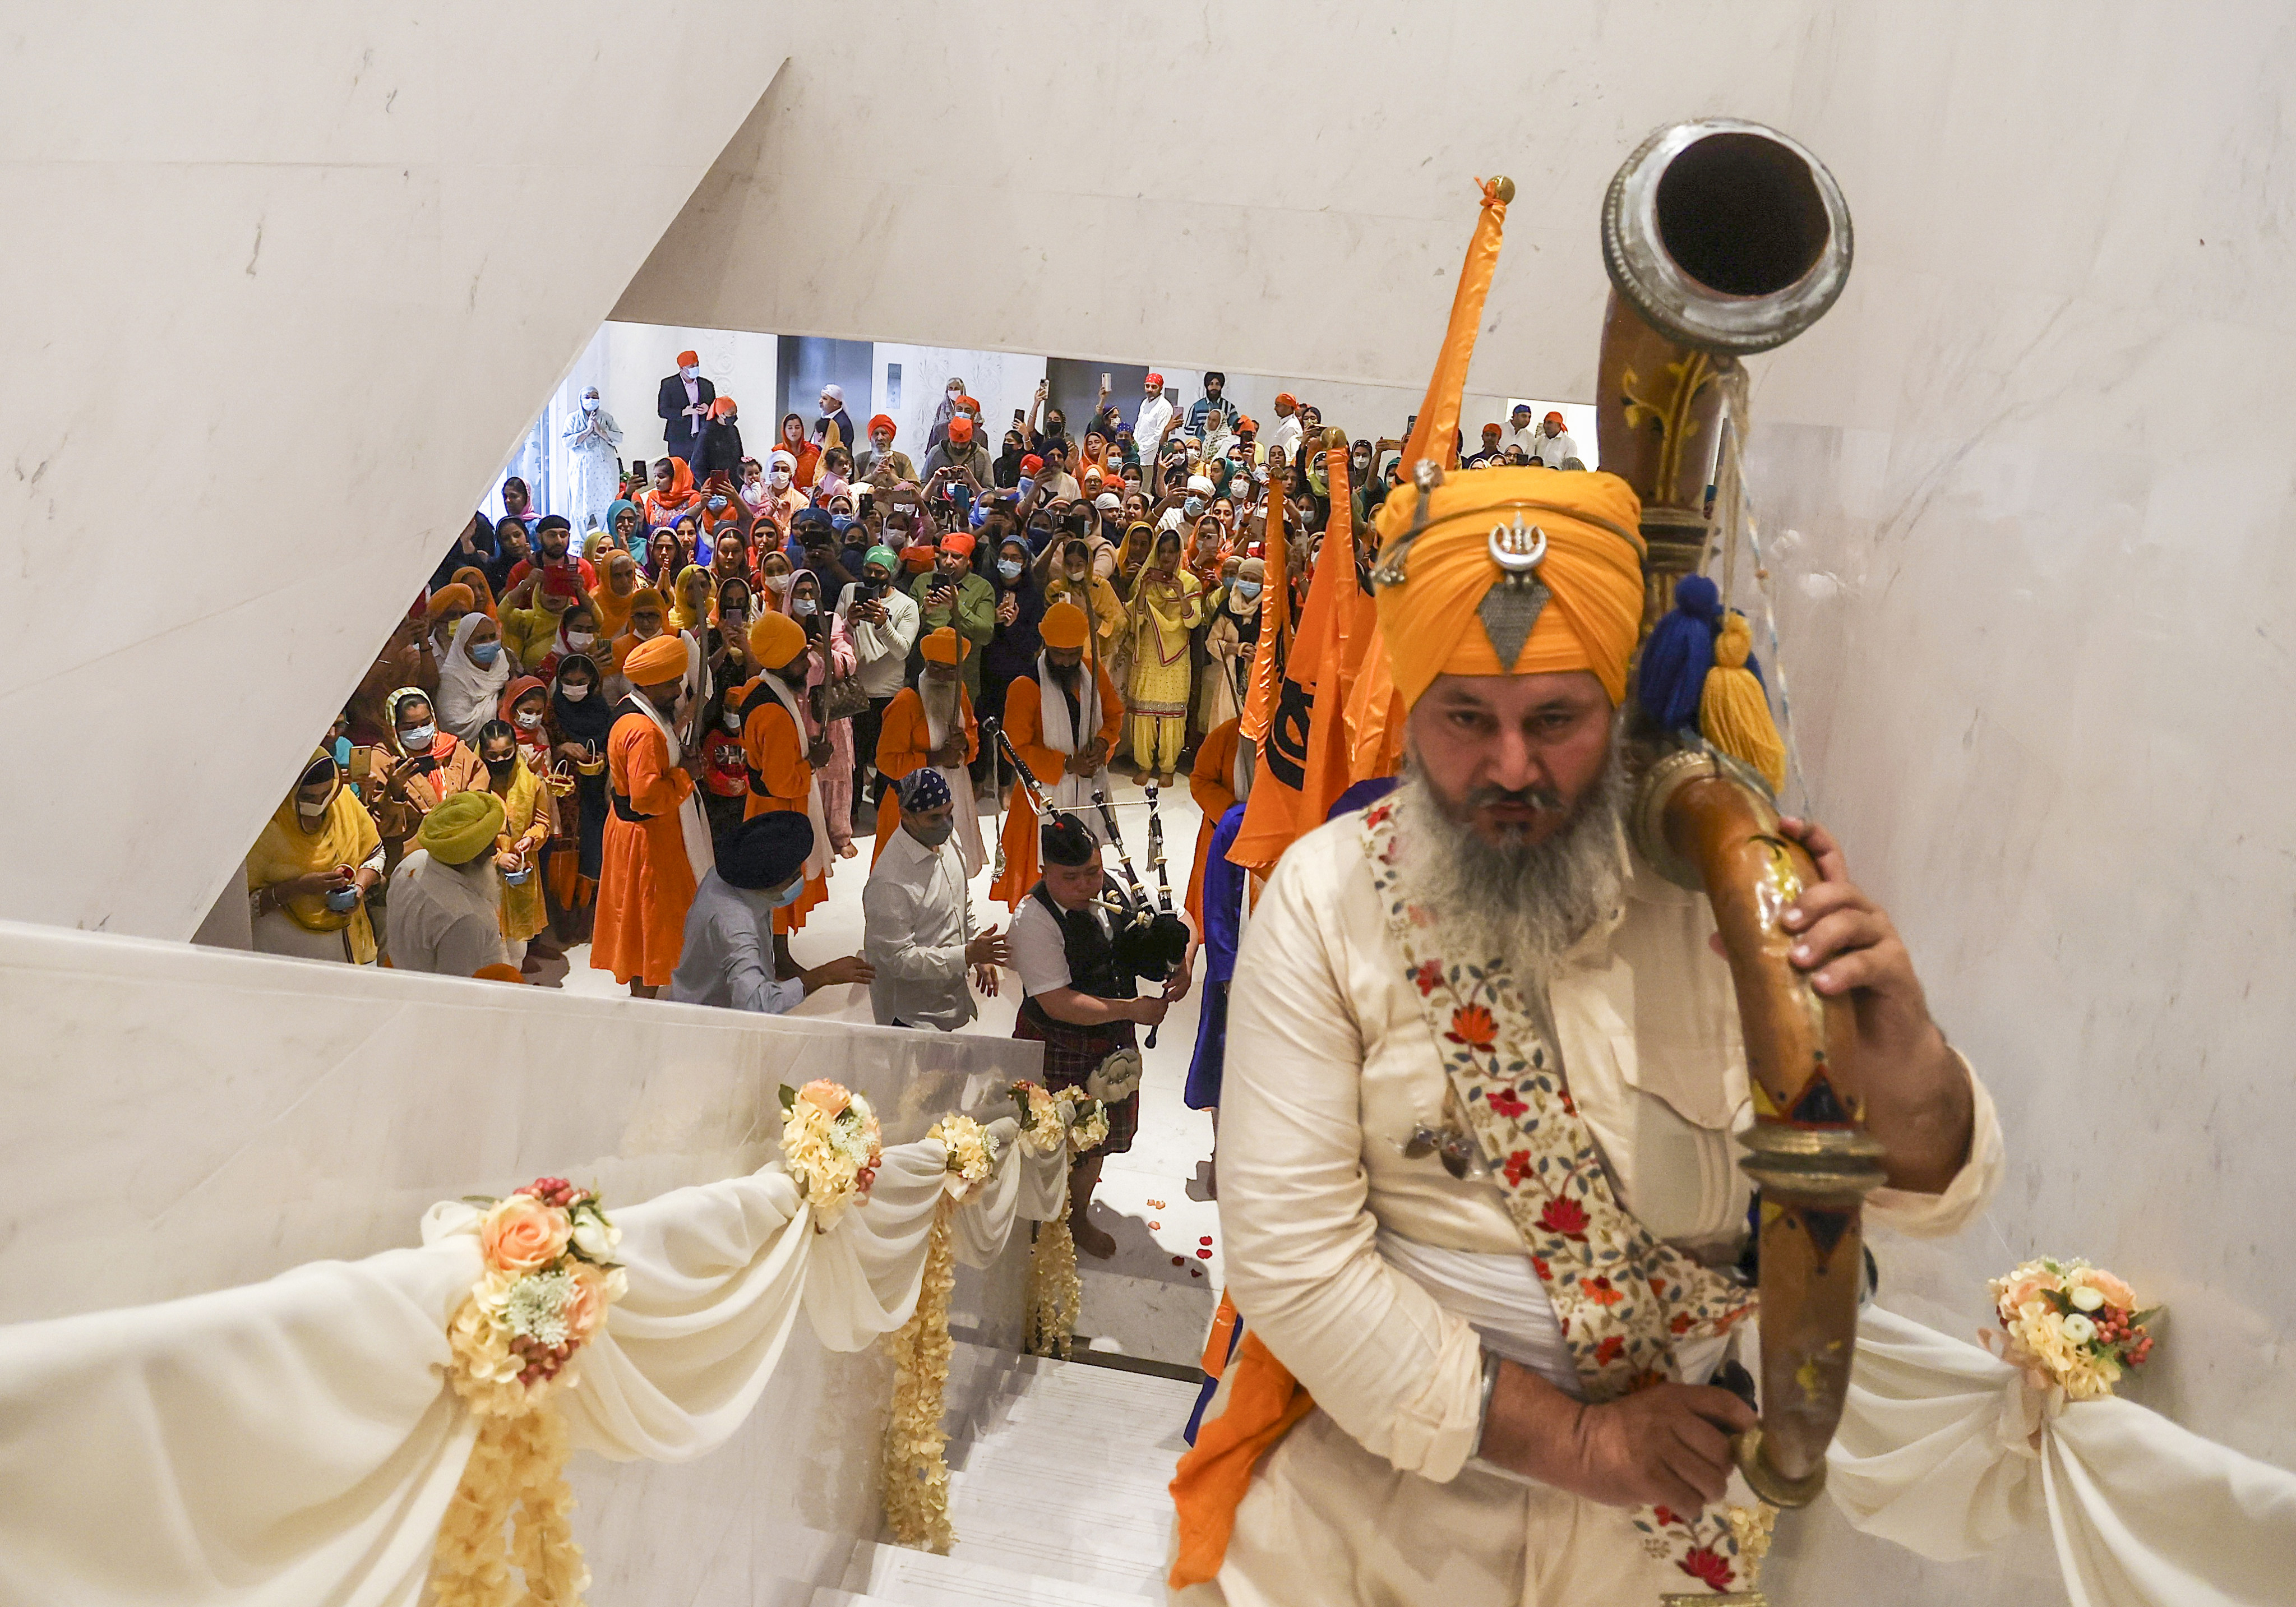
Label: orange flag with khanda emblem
xmin=1228 ymin=447 xmax=1378 ymax=875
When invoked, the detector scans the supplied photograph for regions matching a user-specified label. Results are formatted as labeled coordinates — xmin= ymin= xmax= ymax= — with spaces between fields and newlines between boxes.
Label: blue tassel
xmin=1637 ymin=574 xmax=1721 ymax=730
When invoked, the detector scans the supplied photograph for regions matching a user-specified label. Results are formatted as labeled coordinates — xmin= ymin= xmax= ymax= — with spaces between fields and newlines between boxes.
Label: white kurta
xmin=563 ymin=405 xmax=625 ymax=533
xmin=918 ymin=682 xmax=986 ymax=877
xmin=1182 ymin=813 xmax=2006 ymax=1607
xmin=1031 ymin=656 xmax=1114 ymax=844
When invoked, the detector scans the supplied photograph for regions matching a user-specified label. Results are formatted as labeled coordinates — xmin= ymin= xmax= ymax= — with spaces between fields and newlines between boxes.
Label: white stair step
xmin=953 ymin=1438 xmax=1181 ymax=1504
xmin=944 ymin=1483 xmax=1174 ymax=1587
xmin=845 ymin=1542 xmax=1159 ymax=1605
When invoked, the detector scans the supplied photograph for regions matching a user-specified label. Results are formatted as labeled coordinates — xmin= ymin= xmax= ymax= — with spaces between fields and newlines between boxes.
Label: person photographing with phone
xmin=909 ymin=533 xmax=995 ymax=703
xmin=835 ymin=546 xmax=922 ymax=827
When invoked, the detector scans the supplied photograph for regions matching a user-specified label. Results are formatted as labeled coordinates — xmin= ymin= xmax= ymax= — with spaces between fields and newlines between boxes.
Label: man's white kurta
xmin=1180 ymin=813 xmax=2004 ymax=1605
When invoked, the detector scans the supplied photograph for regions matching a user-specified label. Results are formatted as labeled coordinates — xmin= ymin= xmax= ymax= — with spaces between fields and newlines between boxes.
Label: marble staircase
xmin=819 ymin=1354 xmax=1202 ymax=1605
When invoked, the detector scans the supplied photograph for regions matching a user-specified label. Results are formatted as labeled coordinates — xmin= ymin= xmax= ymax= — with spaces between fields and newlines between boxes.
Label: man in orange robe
xmin=990 ymin=601 xmax=1124 ymax=910
xmin=872 ymin=627 xmax=978 ymax=866
xmin=736 ymin=611 xmax=829 ymax=936
xmin=1185 ymin=717 xmax=1246 ymax=932
xmin=590 ymin=635 xmax=703 ymax=997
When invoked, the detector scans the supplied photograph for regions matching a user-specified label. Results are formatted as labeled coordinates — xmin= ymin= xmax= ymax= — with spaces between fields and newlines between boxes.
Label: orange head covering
xmin=627 ymin=584 xmax=667 ymax=619
xmin=1371 ymin=469 xmax=1645 ymax=708
xmin=747 ymin=611 xmax=808 ymax=670
xmin=868 ymin=413 xmax=896 ymax=440
xmin=709 ymin=395 xmax=737 ymax=419
xmin=1039 ymin=601 xmax=1089 ymax=651
xmin=676 ymin=349 xmax=700 ymax=368
xmin=427 ymin=583 xmax=475 ymax=620
xmin=1274 ymin=392 xmax=1297 ymax=410
xmin=938 ymin=531 xmax=975 ymax=556
xmin=946 ymin=415 xmax=974 ymax=445
xmin=622 ymin=635 xmax=687 ymax=687
xmin=920 ymin=626 xmax=961 ymax=665
xmin=1545 ymin=410 xmax=1565 ymax=428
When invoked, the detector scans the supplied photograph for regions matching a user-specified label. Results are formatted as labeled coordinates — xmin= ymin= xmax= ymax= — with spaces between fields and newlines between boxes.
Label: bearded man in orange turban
xmin=1171 ymin=193 xmax=2003 ymax=1606
xmin=590 ymin=634 xmax=712 ymax=996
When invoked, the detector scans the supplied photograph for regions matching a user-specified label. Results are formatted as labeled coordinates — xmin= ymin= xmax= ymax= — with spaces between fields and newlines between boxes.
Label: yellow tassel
xmin=1699 ymin=613 xmax=1787 ymax=792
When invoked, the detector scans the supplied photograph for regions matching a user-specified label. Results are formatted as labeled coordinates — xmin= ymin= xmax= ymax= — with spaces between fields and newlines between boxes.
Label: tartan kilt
xmin=1014 ymin=999 xmax=1139 ymax=1153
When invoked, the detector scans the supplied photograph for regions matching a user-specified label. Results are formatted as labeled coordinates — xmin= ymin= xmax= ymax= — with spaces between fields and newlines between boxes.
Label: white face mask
xmin=560 ymin=683 xmax=591 ymax=702
xmin=764 ymin=573 xmax=791 ymax=595
xmin=515 ymin=710 xmax=543 ymax=730
xmin=295 ymin=798 xmax=329 ymax=821
xmin=565 ymin=629 xmax=594 ymax=649
xmin=680 ymin=365 xmax=698 ymax=380
xmin=769 ymin=469 xmax=792 ymax=489
xmin=582 ymin=395 xmax=599 ymax=411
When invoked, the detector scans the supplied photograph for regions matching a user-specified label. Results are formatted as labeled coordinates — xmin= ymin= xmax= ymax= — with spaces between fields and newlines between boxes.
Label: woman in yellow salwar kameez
xmin=1125 ymin=527 xmax=1204 ymax=787
xmin=474 ymin=719 xmax=555 ymax=965
xmin=244 ymin=750 xmax=385 ymax=964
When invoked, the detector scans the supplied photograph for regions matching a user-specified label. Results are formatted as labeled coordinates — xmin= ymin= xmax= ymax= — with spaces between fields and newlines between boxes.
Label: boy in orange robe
xmin=871 ymin=627 xmax=978 ymax=865
xmin=736 ymin=611 xmax=828 ymax=935
xmin=990 ymin=602 xmax=1124 ymax=910
xmin=590 ymin=635 xmax=701 ymax=997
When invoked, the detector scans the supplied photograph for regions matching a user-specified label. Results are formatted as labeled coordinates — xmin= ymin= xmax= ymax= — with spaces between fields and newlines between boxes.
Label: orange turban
xmin=920 ymin=626 xmax=962 ymax=665
xmin=676 ymin=349 xmax=700 ymax=367
xmin=747 ymin=611 xmax=807 ymax=669
xmin=622 ymin=635 xmax=687 ymax=686
xmin=947 ymin=415 xmax=974 ymax=444
xmin=427 ymin=583 xmax=475 ymax=619
xmin=1274 ymin=392 xmax=1297 ymax=410
xmin=1370 ymin=465 xmax=1646 ymax=708
xmin=1040 ymin=601 xmax=1089 ymax=651
xmin=709 ymin=395 xmax=737 ymax=418
xmin=627 ymin=585 xmax=666 ymax=616
xmin=869 ymin=413 xmax=896 ymax=439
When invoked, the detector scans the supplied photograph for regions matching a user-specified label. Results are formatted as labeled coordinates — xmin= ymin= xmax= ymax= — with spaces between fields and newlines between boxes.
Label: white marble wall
xmin=0 ymin=9 xmax=787 ymax=941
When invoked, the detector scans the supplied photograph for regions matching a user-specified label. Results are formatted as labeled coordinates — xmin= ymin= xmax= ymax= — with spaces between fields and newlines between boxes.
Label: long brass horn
xmin=1601 ymin=121 xmax=1871 ymax=1509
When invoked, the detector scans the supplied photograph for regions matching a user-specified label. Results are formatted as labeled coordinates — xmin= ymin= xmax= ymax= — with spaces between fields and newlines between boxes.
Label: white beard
xmin=1389 ymin=737 xmax=1629 ymax=981
xmin=921 ymin=677 xmax=960 ymax=747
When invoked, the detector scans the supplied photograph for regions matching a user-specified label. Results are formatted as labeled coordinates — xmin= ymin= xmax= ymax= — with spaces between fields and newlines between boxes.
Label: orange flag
xmin=1237 ymin=496 xmax=1288 ymax=745
xmin=1230 ymin=449 xmax=1376 ymax=875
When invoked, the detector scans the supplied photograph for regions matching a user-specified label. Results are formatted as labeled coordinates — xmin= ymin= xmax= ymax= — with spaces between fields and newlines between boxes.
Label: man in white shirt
xmin=1264 ymin=392 xmax=1304 ymax=463
xmin=837 ymin=544 xmax=923 ymax=814
xmin=863 ymin=769 xmax=1010 ymax=1029
xmin=1170 ymin=474 xmax=2001 ymax=1604
xmin=669 ymin=813 xmax=872 ymax=1012
xmin=1529 ymin=409 xmax=1580 ymax=467
xmin=386 ymin=791 xmax=511 ymax=978
xmin=1134 ymin=372 xmax=1177 ymax=465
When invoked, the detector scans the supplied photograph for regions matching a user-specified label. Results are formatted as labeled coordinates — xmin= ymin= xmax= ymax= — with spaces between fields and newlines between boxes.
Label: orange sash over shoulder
xmin=1166 ymin=1332 xmax=1315 ymax=1590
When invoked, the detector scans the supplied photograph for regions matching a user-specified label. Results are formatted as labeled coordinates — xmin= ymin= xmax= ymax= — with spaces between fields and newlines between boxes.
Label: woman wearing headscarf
xmin=979 ymin=532 xmax=1045 ymax=741
xmin=777 ymin=413 xmax=821 ymax=488
xmin=764 ymin=450 xmax=808 ymax=524
xmin=592 ymin=549 xmax=643 ymax=640
xmin=373 ymin=686 xmax=488 ymax=871
xmin=783 ymin=567 xmax=858 ymax=858
xmin=1124 ymin=528 xmax=1205 ymax=786
xmin=756 ymin=547 xmax=795 ymax=612
xmin=474 ymin=717 xmax=556 ymax=967
xmin=639 ymin=455 xmax=700 ymax=528
xmin=563 ymin=385 xmax=624 ymax=535
xmin=669 ymin=563 xmax=715 ymax=636
xmin=695 ymin=395 xmax=745 ymax=485
xmin=436 ymin=613 xmax=511 ymax=744
xmin=640 ymin=528 xmax=680 ymax=589
xmin=1200 ymin=555 xmax=1262 ymax=734
xmin=604 ymin=498 xmax=643 ymax=552
xmin=450 ymin=566 xmax=500 ymax=618
xmin=244 ymin=750 xmax=385 ymax=964
xmin=543 ymin=653 xmax=612 ymax=942
xmin=497 ymin=477 xmax=540 ymax=537
xmin=498 ymin=675 xmax=554 ymax=770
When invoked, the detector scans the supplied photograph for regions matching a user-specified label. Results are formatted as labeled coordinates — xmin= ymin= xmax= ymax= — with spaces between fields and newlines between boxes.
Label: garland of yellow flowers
xmin=880 ymin=1115 xmax=996 ymax=1552
xmin=1012 ymin=1083 xmax=1110 ymax=1360
xmin=429 ymin=1178 xmax=624 ymax=1607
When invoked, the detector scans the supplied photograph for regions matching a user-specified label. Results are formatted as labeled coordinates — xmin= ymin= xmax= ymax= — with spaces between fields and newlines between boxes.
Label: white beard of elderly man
xmin=1170 ymin=465 xmax=2002 ymax=1606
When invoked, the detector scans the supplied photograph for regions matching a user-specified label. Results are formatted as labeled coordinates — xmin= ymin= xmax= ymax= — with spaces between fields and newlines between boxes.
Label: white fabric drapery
xmin=1828 ymin=1305 xmax=2296 ymax=1606
xmin=0 ymin=1117 xmax=1064 ymax=1606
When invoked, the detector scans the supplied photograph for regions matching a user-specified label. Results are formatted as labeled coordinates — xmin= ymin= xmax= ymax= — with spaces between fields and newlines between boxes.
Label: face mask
xmin=723 ymin=709 xmax=743 ymax=733
xmin=484 ymin=755 xmax=517 ymax=780
xmin=680 ymin=365 xmax=698 ymax=380
xmin=582 ymin=395 xmax=599 ymax=412
xmin=708 ymin=496 xmax=727 ymax=510
xmin=1235 ymin=581 xmax=1262 ymax=603
xmin=769 ymin=470 xmax=791 ymax=489
xmin=1065 ymin=566 xmax=1088 ymax=585
xmin=470 ymin=640 xmax=501 ymax=666
xmin=765 ymin=573 xmax=790 ymax=594
xmin=560 ymin=683 xmax=591 ymax=703
xmin=1184 ymin=496 xmax=1204 ymax=518
xmin=768 ymin=878 xmax=807 ymax=910
xmin=792 ymin=597 xmax=817 ymax=617
xmin=515 ymin=710 xmax=543 ymax=731
xmin=295 ymin=798 xmax=329 ymax=822
xmin=907 ymin=814 xmax=955 ymax=848
xmin=997 ymin=558 xmax=1024 ymax=581
xmin=400 ymin=723 xmax=436 ymax=752
xmin=331 ymin=735 xmax=353 ymax=768
xmin=565 ymin=629 xmax=595 ymax=649
xmin=632 ymin=621 xmax=661 ymax=641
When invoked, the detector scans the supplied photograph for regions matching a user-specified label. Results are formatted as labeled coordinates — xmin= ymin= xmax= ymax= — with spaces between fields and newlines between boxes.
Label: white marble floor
xmin=562 ymin=770 xmax=1225 ymax=1368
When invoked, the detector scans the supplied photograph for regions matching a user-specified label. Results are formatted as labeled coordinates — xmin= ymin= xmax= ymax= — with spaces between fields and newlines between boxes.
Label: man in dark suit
xmin=658 ymin=348 xmax=715 ymax=468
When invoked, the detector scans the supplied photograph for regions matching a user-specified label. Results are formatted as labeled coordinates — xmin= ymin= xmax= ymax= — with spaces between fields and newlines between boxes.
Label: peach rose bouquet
xmin=458 ymin=1176 xmax=627 ymax=1408
xmin=1987 ymin=1257 xmax=2159 ymax=1401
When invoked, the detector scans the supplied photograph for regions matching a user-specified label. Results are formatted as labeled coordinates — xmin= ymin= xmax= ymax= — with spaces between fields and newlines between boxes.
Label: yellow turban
xmin=627 ymin=584 xmax=667 ymax=616
xmin=920 ymin=626 xmax=961 ymax=665
xmin=622 ymin=634 xmax=689 ymax=686
xmin=1371 ymin=465 xmax=1646 ymax=708
xmin=426 ymin=583 xmax=475 ymax=619
xmin=747 ymin=611 xmax=808 ymax=669
xmin=1040 ymin=601 xmax=1089 ymax=651
xmin=417 ymin=790 xmax=505 ymax=865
